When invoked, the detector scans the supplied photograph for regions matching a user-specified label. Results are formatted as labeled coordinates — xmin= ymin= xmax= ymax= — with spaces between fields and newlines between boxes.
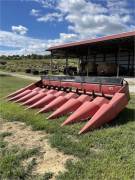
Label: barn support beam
xmin=132 ymin=36 xmax=135 ymax=76
xmin=117 ymin=43 xmax=120 ymax=77
xmin=65 ymin=53 xmax=69 ymax=75
xmin=128 ymin=51 xmax=130 ymax=76
xmin=50 ymin=51 xmax=53 ymax=74
xmin=87 ymin=46 xmax=90 ymax=76
xmin=103 ymin=51 xmax=106 ymax=62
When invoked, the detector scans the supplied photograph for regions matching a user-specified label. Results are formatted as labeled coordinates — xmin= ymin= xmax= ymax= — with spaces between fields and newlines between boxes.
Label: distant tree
xmin=0 ymin=54 xmax=51 ymax=60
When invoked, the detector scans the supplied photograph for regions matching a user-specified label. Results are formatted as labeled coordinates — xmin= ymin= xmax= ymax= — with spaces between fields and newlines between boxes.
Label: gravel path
xmin=0 ymin=70 xmax=40 ymax=81
xmin=0 ymin=70 xmax=135 ymax=93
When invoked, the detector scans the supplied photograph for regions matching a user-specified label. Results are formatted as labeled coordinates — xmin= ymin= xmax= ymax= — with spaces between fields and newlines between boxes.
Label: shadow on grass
xmin=56 ymin=107 xmax=134 ymax=133
xmin=102 ymin=107 xmax=134 ymax=129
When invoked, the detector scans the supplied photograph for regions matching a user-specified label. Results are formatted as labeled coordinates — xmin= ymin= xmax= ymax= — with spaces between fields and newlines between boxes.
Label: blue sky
xmin=0 ymin=0 xmax=135 ymax=55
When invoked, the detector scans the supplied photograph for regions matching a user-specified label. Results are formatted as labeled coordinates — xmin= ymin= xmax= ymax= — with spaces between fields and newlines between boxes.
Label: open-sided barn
xmin=47 ymin=31 xmax=135 ymax=77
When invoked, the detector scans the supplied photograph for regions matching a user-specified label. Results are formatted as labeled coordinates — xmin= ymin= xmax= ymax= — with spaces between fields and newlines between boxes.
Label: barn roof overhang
xmin=47 ymin=31 xmax=135 ymax=58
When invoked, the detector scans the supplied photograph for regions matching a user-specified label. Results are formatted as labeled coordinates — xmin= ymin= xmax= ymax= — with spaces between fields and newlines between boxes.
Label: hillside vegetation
xmin=0 ymin=59 xmax=77 ymax=75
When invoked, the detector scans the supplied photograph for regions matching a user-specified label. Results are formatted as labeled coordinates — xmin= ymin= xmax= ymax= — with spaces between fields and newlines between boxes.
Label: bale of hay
xmin=32 ymin=69 xmax=39 ymax=75
xmin=86 ymin=62 xmax=97 ymax=73
xmin=25 ymin=68 xmax=31 ymax=73
xmin=0 ymin=61 xmax=7 ymax=65
xmin=97 ymin=63 xmax=117 ymax=76
xmin=10 ymin=69 xmax=16 ymax=72
xmin=79 ymin=62 xmax=97 ymax=75
xmin=40 ymin=70 xmax=49 ymax=75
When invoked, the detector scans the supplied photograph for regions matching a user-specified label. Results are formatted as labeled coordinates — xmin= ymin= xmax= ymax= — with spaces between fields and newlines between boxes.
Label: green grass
xmin=0 ymin=132 xmax=12 ymax=138
xmin=0 ymin=146 xmax=39 ymax=179
xmin=0 ymin=130 xmax=40 ymax=179
xmin=0 ymin=74 xmax=135 ymax=180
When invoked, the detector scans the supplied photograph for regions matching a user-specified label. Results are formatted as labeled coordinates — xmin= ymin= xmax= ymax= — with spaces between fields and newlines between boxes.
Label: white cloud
xmin=30 ymin=9 xmax=40 ymax=16
xmin=58 ymin=0 xmax=107 ymax=14
xmin=56 ymin=0 xmax=135 ymax=39
xmin=37 ymin=12 xmax=63 ymax=22
xmin=1 ymin=0 xmax=135 ymax=55
xmin=0 ymin=30 xmax=78 ymax=55
xmin=0 ymin=30 xmax=50 ymax=55
xmin=59 ymin=33 xmax=78 ymax=42
xmin=33 ymin=0 xmax=135 ymax=39
xmin=11 ymin=25 xmax=28 ymax=35
xmin=107 ymin=0 xmax=131 ymax=16
xmin=31 ymin=0 xmax=57 ymax=8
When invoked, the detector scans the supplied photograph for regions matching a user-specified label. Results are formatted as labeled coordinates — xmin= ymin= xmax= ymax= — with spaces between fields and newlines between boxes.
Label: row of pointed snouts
xmin=6 ymin=86 xmax=128 ymax=134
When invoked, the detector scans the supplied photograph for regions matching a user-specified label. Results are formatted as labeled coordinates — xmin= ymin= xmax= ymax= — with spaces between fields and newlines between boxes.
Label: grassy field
xmin=0 ymin=74 xmax=135 ymax=180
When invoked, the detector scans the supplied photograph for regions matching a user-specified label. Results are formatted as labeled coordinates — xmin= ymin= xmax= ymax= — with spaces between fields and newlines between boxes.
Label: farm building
xmin=47 ymin=31 xmax=135 ymax=77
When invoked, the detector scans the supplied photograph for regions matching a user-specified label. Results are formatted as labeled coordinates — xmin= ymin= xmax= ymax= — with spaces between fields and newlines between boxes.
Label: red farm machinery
xmin=6 ymin=76 xmax=130 ymax=134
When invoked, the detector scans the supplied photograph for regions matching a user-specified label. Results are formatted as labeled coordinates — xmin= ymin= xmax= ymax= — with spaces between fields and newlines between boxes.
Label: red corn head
xmin=48 ymin=94 xmax=92 ymax=119
xmin=5 ymin=82 xmax=37 ymax=99
xmin=5 ymin=76 xmax=129 ymax=135
xmin=61 ymin=97 xmax=109 ymax=126
xmin=14 ymin=91 xmax=39 ymax=103
xmin=64 ymin=92 xmax=78 ymax=99
xmin=20 ymin=89 xmax=48 ymax=106
xmin=21 ymin=92 xmax=47 ymax=106
xmin=53 ymin=91 xmax=66 ymax=97
xmin=36 ymin=92 xmax=77 ymax=114
xmin=36 ymin=91 xmax=66 ymax=111
xmin=8 ymin=89 xmax=32 ymax=101
xmin=32 ymin=87 xmax=42 ymax=91
xmin=6 ymin=88 xmax=29 ymax=99
xmin=25 ymin=90 xmax=61 ymax=109
xmin=20 ymin=89 xmax=53 ymax=107
xmin=45 ymin=89 xmax=57 ymax=94
xmin=37 ymin=89 xmax=48 ymax=93
xmin=26 ymin=94 xmax=56 ymax=109
xmin=7 ymin=87 xmax=41 ymax=101
xmin=79 ymin=93 xmax=128 ymax=134
xmin=37 ymin=96 xmax=66 ymax=114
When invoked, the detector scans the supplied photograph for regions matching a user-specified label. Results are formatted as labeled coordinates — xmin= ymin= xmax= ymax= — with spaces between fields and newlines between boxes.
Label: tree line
xmin=0 ymin=54 xmax=52 ymax=60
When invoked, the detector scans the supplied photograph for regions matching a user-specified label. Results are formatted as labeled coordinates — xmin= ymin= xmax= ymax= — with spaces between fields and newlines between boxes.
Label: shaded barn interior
xmin=47 ymin=31 xmax=135 ymax=77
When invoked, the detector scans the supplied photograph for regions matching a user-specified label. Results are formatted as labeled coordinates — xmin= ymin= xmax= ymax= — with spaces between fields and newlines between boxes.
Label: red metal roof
xmin=47 ymin=31 xmax=135 ymax=51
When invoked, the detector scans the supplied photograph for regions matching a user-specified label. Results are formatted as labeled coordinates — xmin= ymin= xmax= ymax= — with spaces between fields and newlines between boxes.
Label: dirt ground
xmin=0 ymin=119 xmax=76 ymax=179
